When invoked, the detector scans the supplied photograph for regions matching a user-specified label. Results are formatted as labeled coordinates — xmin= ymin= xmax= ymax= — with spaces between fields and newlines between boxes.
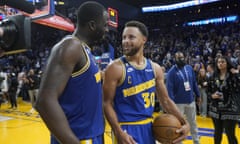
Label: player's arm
xmin=35 ymin=38 xmax=85 ymax=144
xmin=152 ymin=62 xmax=190 ymax=143
xmin=103 ymin=60 xmax=136 ymax=144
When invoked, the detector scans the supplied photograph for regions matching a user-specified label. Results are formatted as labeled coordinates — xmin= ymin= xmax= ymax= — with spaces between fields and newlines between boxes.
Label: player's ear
xmin=142 ymin=36 xmax=147 ymax=44
xmin=88 ymin=20 xmax=96 ymax=31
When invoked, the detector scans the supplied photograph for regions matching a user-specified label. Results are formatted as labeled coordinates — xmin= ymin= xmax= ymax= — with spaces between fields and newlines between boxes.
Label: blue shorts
xmin=112 ymin=120 xmax=156 ymax=144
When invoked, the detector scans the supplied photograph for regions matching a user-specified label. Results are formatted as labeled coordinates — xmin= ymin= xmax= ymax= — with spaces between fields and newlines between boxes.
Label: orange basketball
xmin=152 ymin=113 xmax=182 ymax=144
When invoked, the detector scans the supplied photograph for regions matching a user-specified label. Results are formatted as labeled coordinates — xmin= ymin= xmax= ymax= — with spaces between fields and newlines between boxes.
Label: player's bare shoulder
xmin=105 ymin=58 xmax=124 ymax=79
xmin=150 ymin=61 xmax=162 ymax=72
xmin=106 ymin=58 xmax=123 ymax=71
xmin=150 ymin=60 xmax=164 ymax=79
xmin=56 ymin=36 xmax=82 ymax=51
xmin=50 ymin=36 xmax=84 ymax=61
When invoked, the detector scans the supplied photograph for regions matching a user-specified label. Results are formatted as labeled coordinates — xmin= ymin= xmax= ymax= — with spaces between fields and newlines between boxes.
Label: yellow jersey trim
xmin=72 ymin=43 xmax=90 ymax=77
xmin=119 ymin=118 xmax=153 ymax=125
xmin=79 ymin=139 xmax=92 ymax=144
xmin=95 ymin=71 xmax=101 ymax=83
xmin=150 ymin=60 xmax=157 ymax=78
xmin=129 ymin=58 xmax=147 ymax=70
xmin=117 ymin=59 xmax=126 ymax=86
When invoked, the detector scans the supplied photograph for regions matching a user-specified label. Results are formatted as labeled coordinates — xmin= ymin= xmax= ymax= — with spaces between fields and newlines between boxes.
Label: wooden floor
xmin=0 ymin=99 xmax=239 ymax=144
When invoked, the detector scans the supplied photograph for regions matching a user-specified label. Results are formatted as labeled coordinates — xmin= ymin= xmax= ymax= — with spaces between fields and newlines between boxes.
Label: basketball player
xmin=103 ymin=20 xmax=190 ymax=144
xmin=35 ymin=1 xmax=108 ymax=144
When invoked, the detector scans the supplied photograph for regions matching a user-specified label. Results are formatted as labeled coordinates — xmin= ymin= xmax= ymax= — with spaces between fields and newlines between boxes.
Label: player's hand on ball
xmin=173 ymin=122 xmax=190 ymax=144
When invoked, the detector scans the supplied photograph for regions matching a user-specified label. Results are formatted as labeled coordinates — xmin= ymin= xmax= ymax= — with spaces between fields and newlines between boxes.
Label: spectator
xmin=8 ymin=73 xmax=18 ymax=109
xmin=25 ymin=69 xmax=40 ymax=113
xmin=207 ymin=56 xmax=240 ymax=144
xmin=166 ymin=51 xmax=201 ymax=144
xmin=0 ymin=68 xmax=9 ymax=104
xmin=197 ymin=68 xmax=208 ymax=117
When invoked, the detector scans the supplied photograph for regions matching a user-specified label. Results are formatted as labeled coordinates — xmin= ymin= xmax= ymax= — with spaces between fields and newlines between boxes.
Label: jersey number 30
xmin=142 ymin=92 xmax=155 ymax=108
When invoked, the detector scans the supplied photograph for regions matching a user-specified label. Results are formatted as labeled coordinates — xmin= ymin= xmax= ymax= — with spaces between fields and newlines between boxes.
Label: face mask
xmin=175 ymin=59 xmax=185 ymax=68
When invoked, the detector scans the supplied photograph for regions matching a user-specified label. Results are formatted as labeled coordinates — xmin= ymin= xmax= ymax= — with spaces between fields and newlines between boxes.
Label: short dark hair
xmin=125 ymin=20 xmax=148 ymax=38
xmin=77 ymin=1 xmax=106 ymax=27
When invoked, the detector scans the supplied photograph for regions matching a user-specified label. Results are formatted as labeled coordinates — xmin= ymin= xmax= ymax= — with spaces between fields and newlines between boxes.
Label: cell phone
xmin=216 ymin=91 xmax=223 ymax=96
xmin=216 ymin=91 xmax=223 ymax=99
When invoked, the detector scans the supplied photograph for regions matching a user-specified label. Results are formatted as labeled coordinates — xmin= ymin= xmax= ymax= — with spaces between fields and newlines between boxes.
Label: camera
xmin=0 ymin=14 xmax=31 ymax=52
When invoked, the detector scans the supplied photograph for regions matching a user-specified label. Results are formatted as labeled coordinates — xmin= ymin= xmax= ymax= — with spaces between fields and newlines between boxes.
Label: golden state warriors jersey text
xmin=114 ymin=57 xmax=156 ymax=122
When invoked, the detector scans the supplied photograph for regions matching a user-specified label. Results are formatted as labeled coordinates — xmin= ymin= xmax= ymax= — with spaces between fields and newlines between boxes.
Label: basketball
xmin=152 ymin=113 xmax=182 ymax=144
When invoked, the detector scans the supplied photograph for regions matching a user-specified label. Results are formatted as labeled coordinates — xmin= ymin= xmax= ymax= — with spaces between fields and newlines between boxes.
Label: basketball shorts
xmin=112 ymin=121 xmax=156 ymax=144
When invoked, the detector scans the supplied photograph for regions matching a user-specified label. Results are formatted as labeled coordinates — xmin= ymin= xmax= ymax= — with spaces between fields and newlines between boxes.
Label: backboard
xmin=23 ymin=0 xmax=54 ymax=20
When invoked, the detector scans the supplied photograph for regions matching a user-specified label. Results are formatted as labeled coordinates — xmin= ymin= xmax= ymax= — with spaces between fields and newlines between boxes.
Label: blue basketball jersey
xmin=51 ymin=41 xmax=104 ymax=143
xmin=114 ymin=56 xmax=156 ymax=122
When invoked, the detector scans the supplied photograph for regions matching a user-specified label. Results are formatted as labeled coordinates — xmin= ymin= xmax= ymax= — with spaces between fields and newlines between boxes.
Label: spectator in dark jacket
xmin=207 ymin=56 xmax=240 ymax=144
xmin=166 ymin=51 xmax=201 ymax=144
xmin=8 ymin=73 xmax=18 ymax=109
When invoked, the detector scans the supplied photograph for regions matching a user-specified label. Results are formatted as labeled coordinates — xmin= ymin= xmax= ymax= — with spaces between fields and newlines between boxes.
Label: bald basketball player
xmin=35 ymin=1 xmax=108 ymax=144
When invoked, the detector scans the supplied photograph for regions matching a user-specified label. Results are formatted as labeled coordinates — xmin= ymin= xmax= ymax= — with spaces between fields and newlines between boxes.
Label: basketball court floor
xmin=0 ymin=99 xmax=239 ymax=144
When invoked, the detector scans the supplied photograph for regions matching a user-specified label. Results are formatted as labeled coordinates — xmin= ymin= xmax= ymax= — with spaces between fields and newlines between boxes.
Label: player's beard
xmin=123 ymin=46 xmax=140 ymax=56
xmin=94 ymin=32 xmax=104 ymax=43
xmin=92 ymin=29 xmax=105 ymax=44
